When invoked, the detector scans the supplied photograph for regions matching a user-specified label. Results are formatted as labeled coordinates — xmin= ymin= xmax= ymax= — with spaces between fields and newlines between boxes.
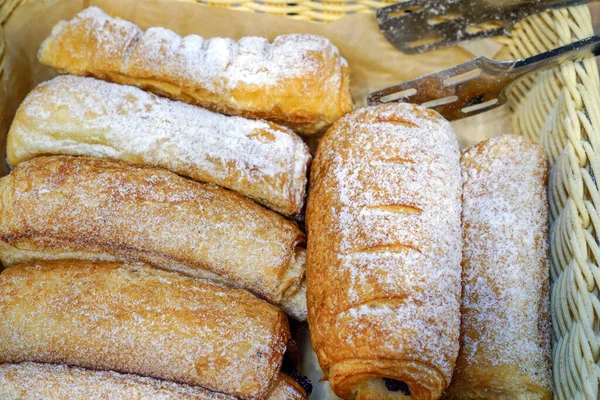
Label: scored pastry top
xmin=307 ymin=103 xmax=463 ymax=382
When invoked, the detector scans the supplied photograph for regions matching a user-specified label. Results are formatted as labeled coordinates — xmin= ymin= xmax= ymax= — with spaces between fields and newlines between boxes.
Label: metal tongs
xmin=377 ymin=0 xmax=598 ymax=54
xmin=367 ymin=34 xmax=600 ymax=121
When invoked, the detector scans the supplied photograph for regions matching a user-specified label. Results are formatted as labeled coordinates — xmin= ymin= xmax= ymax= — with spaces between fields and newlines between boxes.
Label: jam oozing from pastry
xmin=281 ymin=352 xmax=313 ymax=397
xmin=287 ymin=370 xmax=313 ymax=396
xmin=383 ymin=378 xmax=410 ymax=395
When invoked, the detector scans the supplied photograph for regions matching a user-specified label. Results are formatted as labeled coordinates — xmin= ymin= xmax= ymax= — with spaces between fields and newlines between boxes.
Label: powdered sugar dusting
xmin=39 ymin=6 xmax=352 ymax=134
xmin=0 ymin=363 xmax=304 ymax=400
xmin=307 ymin=103 xmax=462 ymax=382
xmin=0 ymin=362 xmax=236 ymax=399
xmin=134 ymin=25 xmax=336 ymax=90
xmin=454 ymin=134 xmax=552 ymax=391
xmin=0 ymin=156 xmax=307 ymax=319
xmin=267 ymin=375 xmax=307 ymax=400
xmin=9 ymin=75 xmax=310 ymax=216
xmin=0 ymin=262 xmax=289 ymax=399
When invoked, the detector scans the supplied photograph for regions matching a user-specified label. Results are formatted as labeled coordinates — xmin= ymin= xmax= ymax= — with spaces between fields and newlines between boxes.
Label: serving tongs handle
xmin=367 ymin=35 xmax=600 ymax=121
xmin=377 ymin=0 xmax=599 ymax=54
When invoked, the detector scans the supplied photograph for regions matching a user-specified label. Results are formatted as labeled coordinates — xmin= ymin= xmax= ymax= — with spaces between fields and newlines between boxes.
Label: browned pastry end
xmin=0 ymin=362 xmax=234 ymax=400
xmin=0 ymin=261 xmax=290 ymax=399
xmin=269 ymin=374 xmax=309 ymax=400
xmin=306 ymin=103 xmax=463 ymax=399
xmin=0 ymin=156 xmax=307 ymax=320
xmin=0 ymin=363 xmax=307 ymax=400
xmin=444 ymin=135 xmax=552 ymax=399
xmin=7 ymin=75 xmax=311 ymax=217
xmin=38 ymin=6 xmax=353 ymax=135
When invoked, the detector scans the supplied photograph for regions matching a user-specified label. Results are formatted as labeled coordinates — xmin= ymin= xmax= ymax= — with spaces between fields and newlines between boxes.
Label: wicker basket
xmin=2 ymin=1 xmax=600 ymax=398
xmin=510 ymin=6 xmax=600 ymax=399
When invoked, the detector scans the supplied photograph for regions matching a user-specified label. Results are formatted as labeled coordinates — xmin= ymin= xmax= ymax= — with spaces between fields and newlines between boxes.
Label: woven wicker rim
xmin=509 ymin=5 xmax=600 ymax=399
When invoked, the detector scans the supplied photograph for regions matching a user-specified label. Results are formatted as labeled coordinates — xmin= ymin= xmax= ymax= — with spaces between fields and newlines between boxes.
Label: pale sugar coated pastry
xmin=0 ymin=363 xmax=307 ymax=400
xmin=7 ymin=75 xmax=311 ymax=217
xmin=306 ymin=103 xmax=463 ymax=399
xmin=38 ymin=6 xmax=353 ymax=135
xmin=268 ymin=374 xmax=310 ymax=400
xmin=444 ymin=135 xmax=552 ymax=399
xmin=0 ymin=156 xmax=307 ymax=320
xmin=0 ymin=261 xmax=291 ymax=400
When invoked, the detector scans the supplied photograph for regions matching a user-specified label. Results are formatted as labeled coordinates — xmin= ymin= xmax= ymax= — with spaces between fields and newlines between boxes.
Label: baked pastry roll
xmin=38 ymin=6 xmax=353 ymax=135
xmin=268 ymin=374 xmax=310 ymax=400
xmin=306 ymin=103 xmax=463 ymax=399
xmin=7 ymin=75 xmax=310 ymax=217
xmin=0 ymin=156 xmax=307 ymax=320
xmin=444 ymin=135 xmax=552 ymax=399
xmin=0 ymin=363 xmax=307 ymax=400
xmin=0 ymin=261 xmax=290 ymax=399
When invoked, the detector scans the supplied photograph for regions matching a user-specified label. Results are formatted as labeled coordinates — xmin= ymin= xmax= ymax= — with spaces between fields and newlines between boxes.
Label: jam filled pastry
xmin=6 ymin=75 xmax=311 ymax=217
xmin=444 ymin=135 xmax=552 ymax=399
xmin=0 ymin=261 xmax=290 ymax=400
xmin=306 ymin=103 xmax=463 ymax=399
xmin=0 ymin=156 xmax=307 ymax=320
xmin=0 ymin=363 xmax=308 ymax=400
xmin=38 ymin=6 xmax=353 ymax=135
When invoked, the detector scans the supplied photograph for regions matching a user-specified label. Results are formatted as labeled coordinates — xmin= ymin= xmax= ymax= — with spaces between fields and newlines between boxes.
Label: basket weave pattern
xmin=509 ymin=6 xmax=600 ymax=399
xmin=12 ymin=0 xmax=398 ymax=22
xmin=2 ymin=1 xmax=600 ymax=398
xmin=178 ymin=0 xmax=397 ymax=22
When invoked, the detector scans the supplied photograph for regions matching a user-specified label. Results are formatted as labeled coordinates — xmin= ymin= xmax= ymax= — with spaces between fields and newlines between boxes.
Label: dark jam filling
xmin=383 ymin=378 xmax=410 ymax=395
xmin=280 ymin=339 xmax=313 ymax=395
xmin=286 ymin=369 xmax=313 ymax=396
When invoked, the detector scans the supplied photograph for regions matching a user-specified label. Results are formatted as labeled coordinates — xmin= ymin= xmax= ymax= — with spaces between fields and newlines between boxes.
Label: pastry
xmin=444 ymin=135 xmax=552 ymax=399
xmin=38 ymin=6 xmax=353 ymax=135
xmin=7 ymin=75 xmax=311 ymax=217
xmin=0 ymin=260 xmax=290 ymax=399
xmin=0 ymin=156 xmax=307 ymax=320
xmin=0 ymin=363 xmax=307 ymax=400
xmin=306 ymin=103 xmax=463 ymax=399
xmin=268 ymin=374 xmax=310 ymax=400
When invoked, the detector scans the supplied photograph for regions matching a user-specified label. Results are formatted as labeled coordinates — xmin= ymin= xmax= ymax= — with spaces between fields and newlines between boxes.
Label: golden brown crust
xmin=6 ymin=75 xmax=311 ymax=217
xmin=0 ymin=261 xmax=290 ymax=399
xmin=38 ymin=7 xmax=353 ymax=135
xmin=0 ymin=364 xmax=306 ymax=400
xmin=0 ymin=362 xmax=235 ymax=400
xmin=0 ymin=155 xmax=307 ymax=320
xmin=444 ymin=135 xmax=552 ymax=399
xmin=306 ymin=103 xmax=463 ymax=399
xmin=267 ymin=374 xmax=308 ymax=400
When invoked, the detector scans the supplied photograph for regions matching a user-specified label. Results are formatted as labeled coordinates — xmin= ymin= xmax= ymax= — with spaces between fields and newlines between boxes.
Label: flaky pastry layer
xmin=0 ymin=363 xmax=306 ymax=400
xmin=443 ymin=135 xmax=552 ymax=399
xmin=38 ymin=7 xmax=353 ymax=135
xmin=7 ymin=75 xmax=310 ymax=216
xmin=306 ymin=103 xmax=463 ymax=400
xmin=0 ymin=156 xmax=307 ymax=320
xmin=0 ymin=261 xmax=290 ymax=399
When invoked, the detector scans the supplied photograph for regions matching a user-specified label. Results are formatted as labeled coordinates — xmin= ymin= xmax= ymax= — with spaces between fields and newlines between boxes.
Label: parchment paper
xmin=1 ymin=1 xmax=513 ymax=397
